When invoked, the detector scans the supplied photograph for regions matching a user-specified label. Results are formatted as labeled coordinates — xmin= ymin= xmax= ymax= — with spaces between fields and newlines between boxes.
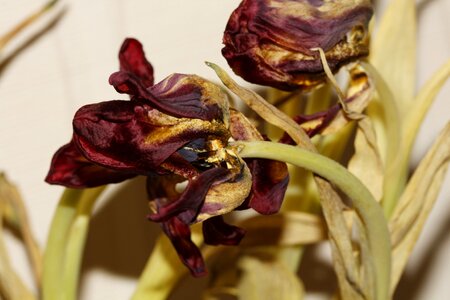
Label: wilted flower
xmin=222 ymin=0 xmax=373 ymax=90
xmin=45 ymin=38 xmax=288 ymax=276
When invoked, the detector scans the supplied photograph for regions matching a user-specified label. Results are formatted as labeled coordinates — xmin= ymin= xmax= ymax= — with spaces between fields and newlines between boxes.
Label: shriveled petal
xmin=45 ymin=140 xmax=136 ymax=188
xmin=150 ymin=73 xmax=230 ymax=124
xmin=245 ymin=159 xmax=289 ymax=214
xmin=160 ymin=217 xmax=207 ymax=277
xmin=73 ymin=100 xmax=230 ymax=173
xmin=119 ymin=38 xmax=154 ymax=88
xmin=229 ymin=110 xmax=289 ymax=214
xmin=110 ymin=72 xmax=229 ymax=122
xmin=202 ymin=216 xmax=246 ymax=246
xmin=196 ymin=157 xmax=252 ymax=222
xmin=148 ymin=167 xmax=230 ymax=223
xmin=148 ymin=148 xmax=252 ymax=224
xmin=222 ymin=0 xmax=373 ymax=90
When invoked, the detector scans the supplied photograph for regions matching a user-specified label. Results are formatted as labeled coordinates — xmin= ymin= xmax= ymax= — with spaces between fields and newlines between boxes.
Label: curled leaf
xmin=389 ymin=123 xmax=450 ymax=292
xmin=348 ymin=118 xmax=384 ymax=202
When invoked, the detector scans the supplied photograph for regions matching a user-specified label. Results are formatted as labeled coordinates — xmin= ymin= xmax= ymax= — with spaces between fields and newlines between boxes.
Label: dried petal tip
xmin=222 ymin=0 xmax=373 ymax=90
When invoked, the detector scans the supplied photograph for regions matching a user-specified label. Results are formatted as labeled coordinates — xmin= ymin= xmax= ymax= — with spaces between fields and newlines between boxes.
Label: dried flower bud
xmin=222 ymin=0 xmax=373 ymax=90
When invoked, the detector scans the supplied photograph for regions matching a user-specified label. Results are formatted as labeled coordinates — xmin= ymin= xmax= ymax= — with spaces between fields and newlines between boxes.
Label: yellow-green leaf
xmin=370 ymin=0 xmax=416 ymax=114
xmin=389 ymin=123 xmax=450 ymax=293
xmin=348 ymin=118 xmax=384 ymax=202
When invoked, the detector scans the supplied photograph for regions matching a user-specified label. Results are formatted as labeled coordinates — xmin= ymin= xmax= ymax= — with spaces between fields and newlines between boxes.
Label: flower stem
xmin=43 ymin=186 xmax=105 ymax=300
xmin=235 ymin=140 xmax=391 ymax=300
xmin=132 ymin=225 xmax=204 ymax=300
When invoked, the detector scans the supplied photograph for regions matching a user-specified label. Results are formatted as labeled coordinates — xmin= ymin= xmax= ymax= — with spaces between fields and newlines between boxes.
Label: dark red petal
xmin=148 ymin=167 xmax=230 ymax=223
xmin=202 ymin=216 xmax=246 ymax=246
xmin=150 ymin=73 xmax=223 ymax=121
xmin=45 ymin=140 xmax=136 ymax=188
xmin=72 ymin=100 xmax=228 ymax=173
xmin=279 ymin=104 xmax=341 ymax=144
xmin=229 ymin=110 xmax=289 ymax=214
xmin=222 ymin=0 xmax=373 ymax=90
xmin=109 ymin=71 xmax=150 ymax=97
xmin=160 ymin=217 xmax=207 ymax=277
xmin=109 ymin=72 xmax=225 ymax=122
xmin=246 ymin=158 xmax=289 ymax=215
xmin=119 ymin=38 xmax=154 ymax=88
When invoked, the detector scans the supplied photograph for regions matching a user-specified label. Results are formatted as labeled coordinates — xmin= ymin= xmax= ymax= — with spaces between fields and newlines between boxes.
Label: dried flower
xmin=45 ymin=38 xmax=288 ymax=276
xmin=222 ymin=0 xmax=373 ymax=90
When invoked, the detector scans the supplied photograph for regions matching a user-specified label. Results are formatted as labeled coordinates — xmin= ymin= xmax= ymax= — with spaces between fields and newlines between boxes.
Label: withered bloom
xmin=46 ymin=38 xmax=288 ymax=276
xmin=222 ymin=0 xmax=373 ymax=90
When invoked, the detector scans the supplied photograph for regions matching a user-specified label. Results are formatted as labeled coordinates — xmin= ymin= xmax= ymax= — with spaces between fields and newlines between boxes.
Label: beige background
xmin=0 ymin=0 xmax=449 ymax=299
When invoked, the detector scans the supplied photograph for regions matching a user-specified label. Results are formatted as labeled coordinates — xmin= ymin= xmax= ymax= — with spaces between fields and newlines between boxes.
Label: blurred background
xmin=0 ymin=0 xmax=449 ymax=299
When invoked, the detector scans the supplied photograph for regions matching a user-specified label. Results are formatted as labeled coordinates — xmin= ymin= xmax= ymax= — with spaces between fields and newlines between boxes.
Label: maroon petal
xmin=109 ymin=71 xmax=152 ymax=98
xmin=246 ymin=158 xmax=289 ymax=215
xmin=229 ymin=110 xmax=289 ymax=214
xmin=222 ymin=0 xmax=373 ymax=90
xmin=161 ymin=217 xmax=207 ymax=277
xmin=148 ymin=167 xmax=230 ymax=223
xmin=45 ymin=140 xmax=136 ymax=188
xmin=119 ymin=38 xmax=154 ymax=88
xmin=279 ymin=103 xmax=341 ymax=144
xmin=202 ymin=216 xmax=246 ymax=246
xmin=150 ymin=73 xmax=226 ymax=121
xmin=110 ymin=71 xmax=228 ymax=122
xmin=72 ymin=99 xmax=229 ymax=173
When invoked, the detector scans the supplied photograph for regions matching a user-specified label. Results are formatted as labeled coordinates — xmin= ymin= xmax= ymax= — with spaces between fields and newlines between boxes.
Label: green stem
xmin=132 ymin=225 xmax=203 ymax=300
xmin=235 ymin=140 xmax=391 ymax=300
xmin=42 ymin=186 xmax=105 ymax=300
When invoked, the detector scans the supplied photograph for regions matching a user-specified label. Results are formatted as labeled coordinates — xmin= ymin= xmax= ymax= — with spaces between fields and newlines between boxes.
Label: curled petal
xmin=229 ymin=110 xmax=289 ymax=214
xmin=196 ymin=157 xmax=252 ymax=222
xmin=109 ymin=71 xmax=152 ymax=98
xmin=148 ymin=167 xmax=231 ymax=223
xmin=202 ymin=216 xmax=246 ymax=246
xmin=150 ymin=74 xmax=230 ymax=124
xmin=148 ymin=147 xmax=252 ymax=224
xmin=160 ymin=217 xmax=207 ymax=277
xmin=110 ymin=72 xmax=229 ymax=122
xmin=245 ymin=159 xmax=289 ymax=215
xmin=119 ymin=38 xmax=154 ymax=88
xmin=222 ymin=0 xmax=373 ymax=90
xmin=45 ymin=140 xmax=135 ymax=188
xmin=73 ymin=100 xmax=230 ymax=173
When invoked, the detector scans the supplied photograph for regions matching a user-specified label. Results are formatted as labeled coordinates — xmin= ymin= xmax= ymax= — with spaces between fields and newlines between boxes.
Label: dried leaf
xmin=359 ymin=61 xmax=400 ymax=166
xmin=348 ymin=118 xmax=384 ymax=202
xmin=404 ymin=59 xmax=450 ymax=150
xmin=383 ymin=59 xmax=450 ymax=217
xmin=0 ymin=173 xmax=41 ymax=294
xmin=322 ymin=64 xmax=374 ymax=135
xmin=316 ymin=178 xmax=364 ymax=300
xmin=370 ymin=0 xmax=416 ymax=113
xmin=0 ymin=229 xmax=36 ymax=300
xmin=0 ymin=174 xmax=36 ymax=300
xmin=237 ymin=256 xmax=304 ymax=300
xmin=389 ymin=123 xmax=450 ymax=292
xmin=239 ymin=212 xmax=327 ymax=247
xmin=0 ymin=0 xmax=62 ymax=54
